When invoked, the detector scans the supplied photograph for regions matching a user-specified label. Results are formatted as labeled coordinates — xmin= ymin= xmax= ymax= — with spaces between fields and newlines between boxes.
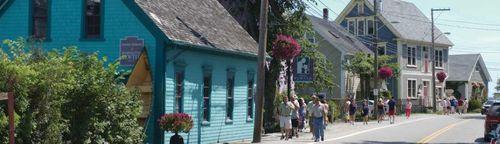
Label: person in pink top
xmin=405 ymin=98 xmax=412 ymax=119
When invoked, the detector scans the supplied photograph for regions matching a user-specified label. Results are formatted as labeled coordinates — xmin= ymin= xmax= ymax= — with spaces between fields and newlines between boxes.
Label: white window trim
xmin=377 ymin=42 xmax=387 ymax=55
xmin=407 ymin=79 xmax=417 ymax=99
xmin=347 ymin=19 xmax=356 ymax=35
xmin=407 ymin=46 xmax=417 ymax=67
xmin=357 ymin=19 xmax=365 ymax=36
xmin=434 ymin=49 xmax=444 ymax=69
xmin=366 ymin=18 xmax=375 ymax=35
xmin=358 ymin=2 xmax=364 ymax=15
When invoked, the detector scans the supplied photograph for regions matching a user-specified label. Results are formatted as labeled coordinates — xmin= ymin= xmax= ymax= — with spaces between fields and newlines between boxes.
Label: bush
xmin=468 ymin=99 xmax=482 ymax=112
xmin=0 ymin=38 xmax=144 ymax=143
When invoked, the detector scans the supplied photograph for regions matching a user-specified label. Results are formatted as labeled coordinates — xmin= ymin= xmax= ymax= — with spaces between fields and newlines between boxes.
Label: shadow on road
xmin=475 ymin=137 xmax=485 ymax=143
xmin=459 ymin=115 xmax=484 ymax=120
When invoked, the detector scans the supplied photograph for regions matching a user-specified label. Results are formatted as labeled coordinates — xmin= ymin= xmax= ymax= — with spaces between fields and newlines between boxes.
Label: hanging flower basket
xmin=472 ymin=82 xmax=479 ymax=88
xmin=436 ymin=71 xmax=447 ymax=83
xmin=272 ymin=34 xmax=301 ymax=60
xmin=378 ymin=66 xmax=393 ymax=80
xmin=158 ymin=113 xmax=194 ymax=144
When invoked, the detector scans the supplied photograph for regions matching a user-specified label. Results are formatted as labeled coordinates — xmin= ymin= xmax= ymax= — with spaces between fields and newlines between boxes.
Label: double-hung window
xmin=407 ymin=46 xmax=416 ymax=66
xmin=357 ymin=19 xmax=365 ymax=36
xmin=348 ymin=20 xmax=355 ymax=34
xmin=435 ymin=50 xmax=443 ymax=68
xmin=31 ymin=0 xmax=49 ymax=39
xmin=226 ymin=69 xmax=235 ymax=122
xmin=407 ymin=80 xmax=417 ymax=98
xmin=174 ymin=64 xmax=185 ymax=113
xmin=246 ymin=71 xmax=255 ymax=121
xmin=83 ymin=0 xmax=102 ymax=39
xmin=367 ymin=19 xmax=374 ymax=35
xmin=202 ymin=66 xmax=212 ymax=123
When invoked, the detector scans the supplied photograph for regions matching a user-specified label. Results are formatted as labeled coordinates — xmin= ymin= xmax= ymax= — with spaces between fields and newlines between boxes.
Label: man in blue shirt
xmin=388 ymin=97 xmax=396 ymax=124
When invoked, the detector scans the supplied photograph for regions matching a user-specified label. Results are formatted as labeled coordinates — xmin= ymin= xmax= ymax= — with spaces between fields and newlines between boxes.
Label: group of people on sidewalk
xmin=277 ymin=94 xmax=463 ymax=142
xmin=277 ymin=94 xmax=329 ymax=142
xmin=441 ymin=97 xmax=468 ymax=115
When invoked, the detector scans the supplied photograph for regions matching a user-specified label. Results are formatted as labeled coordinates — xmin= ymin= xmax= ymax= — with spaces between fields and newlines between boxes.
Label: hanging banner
xmin=293 ymin=57 xmax=314 ymax=82
xmin=120 ymin=36 xmax=144 ymax=67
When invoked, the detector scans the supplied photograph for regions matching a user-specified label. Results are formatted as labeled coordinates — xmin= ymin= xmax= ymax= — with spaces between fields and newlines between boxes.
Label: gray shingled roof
xmin=308 ymin=15 xmax=373 ymax=55
xmin=134 ymin=0 xmax=258 ymax=56
xmin=448 ymin=54 xmax=491 ymax=82
xmin=367 ymin=0 xmax=453 ymax=46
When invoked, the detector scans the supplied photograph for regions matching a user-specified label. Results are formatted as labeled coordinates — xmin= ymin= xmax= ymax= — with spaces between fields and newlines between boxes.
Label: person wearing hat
xmin=306 ymin=95 xmax=317 ymax=139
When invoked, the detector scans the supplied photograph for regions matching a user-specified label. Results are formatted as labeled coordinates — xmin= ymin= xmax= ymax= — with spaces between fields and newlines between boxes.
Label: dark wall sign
xmin=120 ymin=36 xmax=144 ymax=67
xmin=293 ymin=57 xmax=314 ymax=82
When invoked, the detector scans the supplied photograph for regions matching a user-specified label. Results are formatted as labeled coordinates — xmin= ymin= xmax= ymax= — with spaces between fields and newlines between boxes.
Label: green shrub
xmin=468 ymin=99 xmax=482 ymax=112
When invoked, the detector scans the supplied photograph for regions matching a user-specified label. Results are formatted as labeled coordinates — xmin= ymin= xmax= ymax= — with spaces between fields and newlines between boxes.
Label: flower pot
xmin=170 ymin=132 xmax=184 ymax=144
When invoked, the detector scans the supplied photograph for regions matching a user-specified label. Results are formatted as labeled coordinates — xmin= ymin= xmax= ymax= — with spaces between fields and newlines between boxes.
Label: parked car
xmin=357 ymin=100 xmax=374 ymax=115
xmin=484 ymin=102 xmax=500 ymax=142
xmin=483 ymin=100 xmax=497 ymax=115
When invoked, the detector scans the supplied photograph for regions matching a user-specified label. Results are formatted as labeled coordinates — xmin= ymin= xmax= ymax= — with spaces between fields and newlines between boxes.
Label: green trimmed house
xmin=0 ymin=0 xmax=258 ymax=143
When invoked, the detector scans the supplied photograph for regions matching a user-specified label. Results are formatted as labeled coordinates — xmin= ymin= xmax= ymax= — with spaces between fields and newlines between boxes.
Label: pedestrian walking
xmin=362 ymin=99 xmax=369 ymax=125
xmin=442 ymin=98 xmax=450 ymax=115
xmin=458 ymin=98 xmax=464 ymax=115
xmin=405 ymin=98 xmax=412 ymax=119
xmin=450 ymin=98 xmax=457 ymax=114
xmin=349 ymin=99 xmax=357 ymax=125
xmin=306 ymin=95 xmax=316 ymax=139
xmin=298 ymin=98 xmax=307 ymax=132
xmin=344 ymin=97 xmax=351 ymax=123
xmin=321 ymin=99 xmax=330 ymax=128
xmin=290 ymin=95 xmax=300 ymax=138
xmin=388 ymin=97 xmax=396 ymax=124
xmin=377 ymin=98 xmax=385 ymax=123
xmin=464 ymin=98 xmax=469 ymax=113
xmin=278 ymin=96 xmax=294 ymax=140
xmin=311 ymin=97 xmax=327 ymax=142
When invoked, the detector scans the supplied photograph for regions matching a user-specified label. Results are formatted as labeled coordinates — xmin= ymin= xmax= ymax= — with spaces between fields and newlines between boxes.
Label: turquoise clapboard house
xmin=0 ymin=0 xmax=258 ymax=143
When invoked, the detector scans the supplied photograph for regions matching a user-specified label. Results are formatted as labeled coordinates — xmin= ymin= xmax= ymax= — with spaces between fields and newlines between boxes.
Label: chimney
xmin=323 ymin=8 xmax=329 ymax=20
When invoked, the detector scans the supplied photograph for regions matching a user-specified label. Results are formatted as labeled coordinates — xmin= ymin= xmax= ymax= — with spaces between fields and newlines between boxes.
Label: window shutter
xmin=416 ymin=46 xmax=422 ymax=60
xmin=402 ymin=44 xmax=408 ymax=58
xmin=443 ymin=49 xmax=449 ymax=62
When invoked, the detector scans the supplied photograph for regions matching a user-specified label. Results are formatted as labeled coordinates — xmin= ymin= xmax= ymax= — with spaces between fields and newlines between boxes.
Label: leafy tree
xmin=0 ymin=38 xmax=143 ymax=143
xmin=343 ymin=52 xmax=399 ymax=100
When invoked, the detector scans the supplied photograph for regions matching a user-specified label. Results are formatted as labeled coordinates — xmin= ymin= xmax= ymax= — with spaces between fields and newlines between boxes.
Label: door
xmin=423 ymin=81 xmax=429 ymax=107
xmin=423 ymin=47 xmax=429 ymax=73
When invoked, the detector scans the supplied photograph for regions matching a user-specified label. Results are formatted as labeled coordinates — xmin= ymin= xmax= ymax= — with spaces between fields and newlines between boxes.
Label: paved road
xmin=238 ymin=113 xmax=486 ymax=144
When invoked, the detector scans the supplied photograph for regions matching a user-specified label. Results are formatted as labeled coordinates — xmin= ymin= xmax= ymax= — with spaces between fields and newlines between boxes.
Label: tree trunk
xmin=263 ymin=58 xmax=280 ymax=133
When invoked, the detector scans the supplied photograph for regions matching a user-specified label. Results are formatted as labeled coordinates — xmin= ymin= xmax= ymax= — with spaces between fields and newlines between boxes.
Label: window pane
xmin=367 ymin=20 xmax=374 ymax=35
xmin=202 ymin=73 xmax=211 ymax=121
xmin=227 ymin=71 xmax=235 ymax=120
xmin=85 ymin=0 xmax=101 ymax=38
xmin=175 ymin=71 xmax=184 ymax=113
xmin=358 ymin=20 xmax=365 ymax=35
xmin=32 ymin=0 xmax=48 ymax=39
xmin=348 ymin=21 xmax=355 ymax=34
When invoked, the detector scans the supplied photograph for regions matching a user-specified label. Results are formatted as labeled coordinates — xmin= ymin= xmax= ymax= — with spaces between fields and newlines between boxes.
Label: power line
xmin=318 ymin=0 xmax=340 ymax=16
xmin=381 ymin=11 xmax=500 ymax=32
xmin=381 ymin=9 xmax=500 ymax=27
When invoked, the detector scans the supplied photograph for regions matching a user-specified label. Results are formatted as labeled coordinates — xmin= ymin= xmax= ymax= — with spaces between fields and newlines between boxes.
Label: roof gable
xmin=308 ymin=15 xmax=373 ymax=55
xmin=448 ymin=54 xmax=491 ymax=82
xmin=132 ymin=0 xmax=258 ymax=56
xmin=335 ymin=0 xmax=453 ymax=46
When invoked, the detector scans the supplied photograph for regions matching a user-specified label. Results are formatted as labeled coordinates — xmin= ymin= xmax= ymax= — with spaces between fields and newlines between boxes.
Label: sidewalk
xmin=231 ymin=114 xmax=436 ymax=144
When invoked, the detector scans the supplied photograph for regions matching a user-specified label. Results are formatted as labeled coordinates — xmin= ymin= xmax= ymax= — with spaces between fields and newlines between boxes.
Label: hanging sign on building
xmin=120 ymin=36 xmax=144 ymax=66
xmin=293 ymin=57 xmax=314 ymax=82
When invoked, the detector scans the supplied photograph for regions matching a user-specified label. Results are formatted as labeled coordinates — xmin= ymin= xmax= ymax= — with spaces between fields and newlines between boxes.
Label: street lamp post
xmin=431 ymin=8 xmax=450 ymax=112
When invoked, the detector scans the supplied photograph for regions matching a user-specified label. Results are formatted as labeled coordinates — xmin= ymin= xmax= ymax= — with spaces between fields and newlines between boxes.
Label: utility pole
xmin=431 ymin=8 xmax=450 ymax=112
xmin=373 ymin=0 xmax=379 ymax=117
xmin=253 ymin=0 xmax=268 ymax=142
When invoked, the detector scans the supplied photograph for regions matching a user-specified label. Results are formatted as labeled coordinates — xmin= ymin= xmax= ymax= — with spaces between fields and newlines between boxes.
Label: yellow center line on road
xmin=417 ymin=119 xmax=471 ymax=144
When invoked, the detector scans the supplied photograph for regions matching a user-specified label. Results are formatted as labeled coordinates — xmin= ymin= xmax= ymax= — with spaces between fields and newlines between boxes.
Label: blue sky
xmin=309 ymin=0 xmax=500 ymax=97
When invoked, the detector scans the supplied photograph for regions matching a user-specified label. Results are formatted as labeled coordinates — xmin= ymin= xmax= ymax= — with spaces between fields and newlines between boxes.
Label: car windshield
xmin=485 ymin=100 xmax=495 ymax=105
xmin=489 ymin=105 xmax=500 ymax=116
